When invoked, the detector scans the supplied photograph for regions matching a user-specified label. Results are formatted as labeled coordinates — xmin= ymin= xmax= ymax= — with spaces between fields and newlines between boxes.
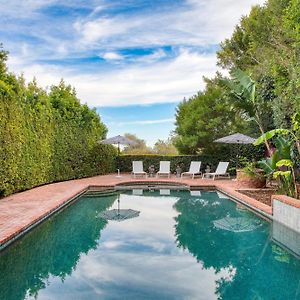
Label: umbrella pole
xmin=237 ymin=144 xmax=242 ymax=169
xmin=116 ymin=143 xmax=121 ymax=177
xmin=117 ymin=194 xmax=120 ymax=215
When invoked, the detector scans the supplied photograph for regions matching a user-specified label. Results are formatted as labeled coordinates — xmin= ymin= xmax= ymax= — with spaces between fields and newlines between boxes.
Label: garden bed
xmin=237 ymin=189 xmax=277 ymax=206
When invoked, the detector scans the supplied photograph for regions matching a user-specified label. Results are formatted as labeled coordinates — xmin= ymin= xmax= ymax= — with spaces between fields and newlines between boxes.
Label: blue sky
xmin=0 ymin=0 xmax=264 ymax=145
xmin=99 ymin=103 xmax=178 ymax=145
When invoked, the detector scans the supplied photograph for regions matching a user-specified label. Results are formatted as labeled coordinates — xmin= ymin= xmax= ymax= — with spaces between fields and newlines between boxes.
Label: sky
xmin=0 ymin=0 xmax=265 ymax=145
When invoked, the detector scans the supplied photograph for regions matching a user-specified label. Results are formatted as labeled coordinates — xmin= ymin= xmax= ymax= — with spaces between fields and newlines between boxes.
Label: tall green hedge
xmin=117 ymin=144 xmax=264 ymax=174
xmin=0 ymin=47 xmax=117 ymax=196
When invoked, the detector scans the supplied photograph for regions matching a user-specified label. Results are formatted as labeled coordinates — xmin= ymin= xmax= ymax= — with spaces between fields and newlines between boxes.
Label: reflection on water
xmin=0 ymin=195 xmax=116 ymax=300
xmin=1 ymin=190 xmax=300 ymax=299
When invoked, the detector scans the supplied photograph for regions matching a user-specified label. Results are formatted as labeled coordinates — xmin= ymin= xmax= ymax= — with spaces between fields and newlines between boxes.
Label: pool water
xmin=1 ymin=190 xmax=300 ymax=300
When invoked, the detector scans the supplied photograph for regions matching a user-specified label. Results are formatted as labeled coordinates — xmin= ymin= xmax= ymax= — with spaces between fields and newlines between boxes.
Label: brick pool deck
xmin=0 ymin=174 xmax=273 ymax=249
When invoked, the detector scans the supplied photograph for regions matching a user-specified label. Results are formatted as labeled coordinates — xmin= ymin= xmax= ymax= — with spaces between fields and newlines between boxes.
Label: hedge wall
xmin=117 ymin=144 xmax=264 ymax=174
xmin=0 ymin=49 xmax=117 ymax=196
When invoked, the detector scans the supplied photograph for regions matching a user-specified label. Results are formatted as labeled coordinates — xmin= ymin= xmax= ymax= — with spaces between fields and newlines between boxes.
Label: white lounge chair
xmin=202 ymin=162 xmax=230 ymax=180
xmin=132 ymin=161 xmax=147 ymax=178
xmin=181 ymin=161 xmax=202 ymax=179
xmin=132 ymin=189 xmax=143 ymax=195
xmin=156 ymin=161 xmax=171 ymax=178
xmin=160 ymin=189 xmax=171 ymax=195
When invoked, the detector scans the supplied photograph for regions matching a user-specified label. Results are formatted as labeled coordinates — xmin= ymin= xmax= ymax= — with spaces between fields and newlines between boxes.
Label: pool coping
xmin=0 ymin=175 xmax=274 ymax=251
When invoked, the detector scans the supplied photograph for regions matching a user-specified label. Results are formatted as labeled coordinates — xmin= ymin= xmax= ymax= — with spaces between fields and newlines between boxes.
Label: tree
xmin=174 ymin=76 xmax=247 ymax=154
xmin=217 ymin=0 xmax=299 ymax=129
xmin=153 ymin=138 xmax=178 ymax=155
xmin=0 ymin=43 xmax=8 ymax=78
xmin=122 ymin=133 xmax=153 ymax=154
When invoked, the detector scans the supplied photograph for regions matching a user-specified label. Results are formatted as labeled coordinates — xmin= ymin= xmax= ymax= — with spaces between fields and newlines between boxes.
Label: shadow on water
xmin=173 ymin=191 xmax=300 ymax=300
xmin=0 ymin=194 xmax=116 ymax=300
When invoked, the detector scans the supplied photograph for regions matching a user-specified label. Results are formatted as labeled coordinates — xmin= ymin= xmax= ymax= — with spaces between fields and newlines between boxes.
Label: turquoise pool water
xmin=1 ymin=189 xmax=300 ymax=299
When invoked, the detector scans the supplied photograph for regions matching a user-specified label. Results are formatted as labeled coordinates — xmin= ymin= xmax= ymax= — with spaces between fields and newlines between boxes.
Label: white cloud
xmin=74 ymin=17 xmax=141 ymax=45
xmin=74 ymin=0 xmax=266 ymax=50
xmin=102 ymin=52 xmax=123 ymax=60
xmin=4 ymin=0 xmax=266 ymax=107
xmin=8 ymin=49 xmax=217 ymax=107
xmin=109 ymin=118 xmax=175 ymax=126
xmin=134 ymin=49 xmax=167 ymax=64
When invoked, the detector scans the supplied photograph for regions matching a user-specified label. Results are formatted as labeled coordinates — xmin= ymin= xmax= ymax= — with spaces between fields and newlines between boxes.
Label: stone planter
xmin=236 ymin=169 xmax=266 ymax=188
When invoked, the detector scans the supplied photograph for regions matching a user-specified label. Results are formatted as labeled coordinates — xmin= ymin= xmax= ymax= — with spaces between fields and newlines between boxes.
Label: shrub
xmin=0 ymin=51 xmax=117 ymax=196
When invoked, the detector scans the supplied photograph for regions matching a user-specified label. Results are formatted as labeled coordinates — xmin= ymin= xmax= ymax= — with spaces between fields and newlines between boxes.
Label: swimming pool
xmin=1 ymin=189 xmax=300 ymax=299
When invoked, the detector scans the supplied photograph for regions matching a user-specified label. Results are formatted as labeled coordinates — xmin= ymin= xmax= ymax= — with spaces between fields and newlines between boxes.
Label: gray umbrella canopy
xmin=98 ymin=209 xmax=140 ymax=222
xmin=101 ymin=135 xmax=137 ymax=146
xmin=214 ymin=133 xmax=256 ymax=168
xmin=98 ymin=195 xmax=140 ymax=222
xmin=100 ymin=135 xmax=137 ymax=154
xmin=213 ymin=217 xmax=261 ymax=233
xmin=214 ymin=133 xmax=255 ymax=144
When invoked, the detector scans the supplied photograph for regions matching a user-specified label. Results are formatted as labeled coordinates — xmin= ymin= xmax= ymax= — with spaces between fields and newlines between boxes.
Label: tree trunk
xmin=255 ymin=113 xmax=271 ymax=154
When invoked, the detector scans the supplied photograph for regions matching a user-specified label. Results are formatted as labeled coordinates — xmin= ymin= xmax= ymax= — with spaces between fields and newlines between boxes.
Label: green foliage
xmin=255 ymin=131 xmax=298 ymax=198
xmin=0 ymin=43 xmax=8 ymax=77
xmin=122 ymin=134 xmax=178 ymax=155
xmin=174 ymin=76 xmax=248 ymax=154
xmin=122 ymin=133 xmax=153 ymax=154
xmin=253 ymin=129 xmax=291 ymax=146
xmin=153 ymin=138 xmax=178 ymax=155
xmin=223 ymin=68 xmax=256 ymax=117
xmin=0 ymin=50 xmax=116 ymax=196
xmin=217 ymin=0 xmax=300 ymax=129
xmin=240 ymin=160 xmax=264 ymax=179
xmin=223 ymin=69 xmax=273 ymax=134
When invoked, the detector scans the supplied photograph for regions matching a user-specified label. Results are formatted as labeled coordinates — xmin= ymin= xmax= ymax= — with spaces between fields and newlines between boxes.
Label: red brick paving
xmin=0 ymin=173 xmax=273 ymax=248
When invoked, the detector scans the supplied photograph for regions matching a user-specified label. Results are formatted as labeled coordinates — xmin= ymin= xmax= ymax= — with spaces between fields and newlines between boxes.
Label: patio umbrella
xmin=100 ymin=135 xmax=137 ymax=155
xmin=214 ymin=133 xmax=256 ymax=145
xmin=98 ymin=195 xmax=140 ymax=222
xmin=213 ymin=217 xmax=261 ymax=233
xmin=100 ymin=135 xmax=137 ymax=177
xmin=214 ymin=133 xmax=256 ymax=168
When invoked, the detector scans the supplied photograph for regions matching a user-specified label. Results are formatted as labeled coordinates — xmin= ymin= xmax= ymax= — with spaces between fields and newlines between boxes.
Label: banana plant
xmin=254 ymin=114 xmax=300 ymax=157
xmin=254 ymin=134 xmax=298 ymax=198
xmin=222 ymin=69 xmax=271 ymax=152
xmin=274 ymin=159 xmax=297 ymax=199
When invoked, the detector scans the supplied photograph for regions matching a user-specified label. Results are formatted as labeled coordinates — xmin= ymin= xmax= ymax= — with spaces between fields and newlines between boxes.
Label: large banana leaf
xmin=273 ymin=170 xmax=292 ymax=179
xmin=258 ymin=150 xmax=280 ymax=175
xmin=253 ymin=129 xmax=291 ymax=146
xmin=221 ymin=69 xmax=256 ymax=117
xmin=274 ymin=136 xmax=292 ymax=160
xmin=276 ymin=159 xmax=294 ymax=168
xmin=258 ymin=159 xmax=274 ymax=175
xmin=230 ymin=68 xmax=255 ymax=102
